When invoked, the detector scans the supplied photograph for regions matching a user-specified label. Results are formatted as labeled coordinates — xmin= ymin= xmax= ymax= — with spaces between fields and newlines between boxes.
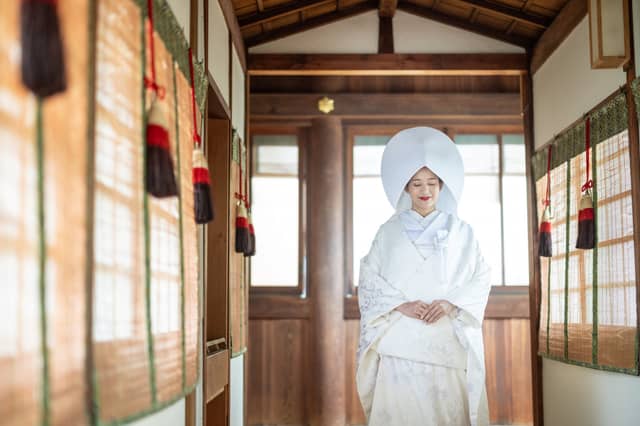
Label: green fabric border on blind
xmin=132 ymin=0 xmax=207 ymax=112
xmin=531 ymin=92 xmax=628 ymax=181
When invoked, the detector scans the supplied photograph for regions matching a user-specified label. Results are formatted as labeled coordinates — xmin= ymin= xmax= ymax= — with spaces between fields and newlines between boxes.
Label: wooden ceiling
xmin=232 ymin=0 xmax=571 ymax=48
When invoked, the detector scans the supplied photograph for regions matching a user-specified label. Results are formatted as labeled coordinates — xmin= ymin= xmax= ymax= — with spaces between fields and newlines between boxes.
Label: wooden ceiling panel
xmin=339 ymin=0 xmax=375 ymax=8
xmin=304 ymin=2 xmax=339 ymax=20
xmin=434 ymin=1 xmax=471 ymax=20
xmin=526 ymin=0 xmax=568 ymax=16
xmin=241 ymin=24 xmax=263 ymax=39
xmin=233 ymin=0 xmax=259 ymax=16
xmin=512 ymin=22 xmax=544 ymax=39
xmin=268 ymin=12 xmax=303 ymax=31
xmin=474 ymin=11 xmax=514 ymax=33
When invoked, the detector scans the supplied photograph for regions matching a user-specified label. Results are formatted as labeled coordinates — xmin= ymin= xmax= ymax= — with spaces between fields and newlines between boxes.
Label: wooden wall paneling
xmin=344 ymin=320 xmax=365 ymax=425
xmin=229 ymin=156 xmax=244 ymax=354
xmin=247 ymin=320 xmax=310 ymax=425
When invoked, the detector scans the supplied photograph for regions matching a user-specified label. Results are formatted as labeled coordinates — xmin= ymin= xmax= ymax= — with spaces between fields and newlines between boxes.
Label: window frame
xmin=249 ymin=125 xmax=308 ymax=296
xmin=345 ymin=125 xmax=529 ymax=300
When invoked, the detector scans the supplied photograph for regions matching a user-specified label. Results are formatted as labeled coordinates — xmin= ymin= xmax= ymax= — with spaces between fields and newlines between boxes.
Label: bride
xmin=356 ymin=127 xmax=491 ymax=426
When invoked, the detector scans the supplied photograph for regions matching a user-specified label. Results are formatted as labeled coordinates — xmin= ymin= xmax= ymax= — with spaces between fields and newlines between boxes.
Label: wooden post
xmin=308 ymin=116 xmax=346 ymax=426
xmin=521 ymin=68 xmax=543 ymax=426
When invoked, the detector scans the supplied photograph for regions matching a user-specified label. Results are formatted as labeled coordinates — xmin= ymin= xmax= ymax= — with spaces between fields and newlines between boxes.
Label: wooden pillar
xmin=308 ymin=116 xmax=346 ymax=426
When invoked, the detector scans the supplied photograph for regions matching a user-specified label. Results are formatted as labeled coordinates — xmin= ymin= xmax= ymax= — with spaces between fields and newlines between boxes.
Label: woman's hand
xmin=422 ymin=300 xmax=456 ymax=324
xmin=395 ymin=301 xmax=431 ymax=320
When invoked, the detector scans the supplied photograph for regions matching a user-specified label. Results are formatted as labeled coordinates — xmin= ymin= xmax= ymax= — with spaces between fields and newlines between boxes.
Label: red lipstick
xmin=419 ymin=196 xmax=430 ymax=201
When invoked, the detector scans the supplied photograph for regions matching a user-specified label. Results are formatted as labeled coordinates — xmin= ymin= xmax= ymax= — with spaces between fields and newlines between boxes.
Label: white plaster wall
xmin=232 ymin=47 xmax=245 ymax=139
xmin=249 ymin=11 xmax=379 ymax=53
xmin=230 ymin=354 xmax=245 ymax=426
xmin=393 ymin=10 xmax=524 ymax=53
xmin=209 ymin=0 xmax=230 ymax=106
xmin=533 ymin=15 xmax=640 ymax=426
xmin=533 ymin=18 xmax=625 ymax=149
xmin=167 ymin=0 xmax=190 ymax=40
xmin=542 ymin=359 xmax=640 ymax=426
xmin=128 ymin=399 xmax=185 ymax=426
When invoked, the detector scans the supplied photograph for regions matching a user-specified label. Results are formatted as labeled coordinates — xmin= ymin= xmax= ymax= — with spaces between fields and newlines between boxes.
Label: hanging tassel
xmin=146 ymin=97 xmax=178 ymax=197
xmin=576 ymin=117 xmax=595 ymax=249
xmin=538 ymin=205 xmax=553 ymax=257
xmin=539 ymin=145 xmax=553 ymax=257
xmin=244 ymin=206 xmax=256 ymax=257
xmin=20 ymin=0 xmax=67 ymax=98
xmin=144 ymin=0 xmax=177 ymax=197
xmin=235 ymin=200 xmax=250 ymax=253
xmin=188 ymin=48 xmax=214 ymax=223
xmin=193 ymin=147 xmax=214 ymax=223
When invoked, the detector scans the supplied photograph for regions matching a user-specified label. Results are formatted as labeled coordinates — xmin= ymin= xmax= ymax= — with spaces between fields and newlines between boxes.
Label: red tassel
xmin=235 ymin=202 xmax=250 ymax=253
xmin=576 ymin=117 xmax=595 ymax=249
xmin=20 ymin=0 xmax=67 ymax=97
xmin=193 ymin=147 xmax=214 ymax=223
xmin=146 ymin=98 xmax=178 ymax=197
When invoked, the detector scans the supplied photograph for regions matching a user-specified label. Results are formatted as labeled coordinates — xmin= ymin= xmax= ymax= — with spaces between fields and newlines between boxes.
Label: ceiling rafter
xmin=456 ymin=0 xmax=551 ymax=29
xmin=398 ymin=2 xmax=532 ymax=48
xmin=239 ymin=0 xmax=334 ymax=29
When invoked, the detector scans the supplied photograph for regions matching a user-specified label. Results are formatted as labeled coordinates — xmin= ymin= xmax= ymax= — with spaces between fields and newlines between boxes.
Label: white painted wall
xmin=533 ymin=15 xmax=640 ymax=426
xmin=232 ymin=47 xmax=245 ymax=139
xmin=533 ymin=18 xmax=625 ymax=149
xmin=393 ymin=10 xmax=524 ymax=54
xmin=209 ymin=0 xmax=230 ymax=105
xmin=167 ymin=0 xmax=190 ymax=40
xmin=129 ymin=399 xmax=186 ymax=426
xmin=249 ymin=9 xmax=523 ymax=54
xmin=230 ymin=354 xmax=245 ymax=426
xmin=249 ymin=11 xmax=379 ymax=53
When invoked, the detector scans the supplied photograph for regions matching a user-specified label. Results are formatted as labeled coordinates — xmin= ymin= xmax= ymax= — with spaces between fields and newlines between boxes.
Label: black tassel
xmin=244 ymin=213 xmax=255 ymax=257
xmin=235 ymin=202 xmax=250 ymax=253
xmin=538 ymin=206 xmax=552 ymax=257
xmin=146 ymin=99 xmax=178 ymax=197
xmin=193 ymin=147 xmax=214 ymax=223
xmin=20 ymin=0 xmax=67 ymax=98
xmin=576 ymin=193 xmax=595 ymax=249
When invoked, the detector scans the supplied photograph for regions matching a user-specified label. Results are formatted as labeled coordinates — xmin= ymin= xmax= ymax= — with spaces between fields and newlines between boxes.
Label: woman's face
xmin=405 ymin=167 xmax=442 ymax=213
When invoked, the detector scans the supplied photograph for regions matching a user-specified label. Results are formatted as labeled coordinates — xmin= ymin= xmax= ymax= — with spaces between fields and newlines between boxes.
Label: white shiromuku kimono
xmin=356 ymin=208 xmax=491 ymax=426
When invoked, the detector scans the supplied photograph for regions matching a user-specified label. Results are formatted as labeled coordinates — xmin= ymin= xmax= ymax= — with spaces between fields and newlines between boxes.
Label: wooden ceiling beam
xmin=246 ymin=1 xmax=378 ymax=47
xmin=239 ymin=0 xmax=334 ymax=29
xmin=398 ymin=2 xmax=532 ymax=48
xmin=378 ymin=0 xmax=398 ymax=18
xmin=248 ymin=53 xmax=528 ymax=76
xmin=251 ymin=92 xmax=522 ymax=118
xmin=457 ymin=0 xmax=551 ymax=29
xmin=530 ymin=0 xmax=587 ymax=74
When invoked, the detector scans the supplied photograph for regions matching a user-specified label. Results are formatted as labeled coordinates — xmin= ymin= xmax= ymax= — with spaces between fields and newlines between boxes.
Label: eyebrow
xmin=411 ymin=177 xmax=439 ymax=182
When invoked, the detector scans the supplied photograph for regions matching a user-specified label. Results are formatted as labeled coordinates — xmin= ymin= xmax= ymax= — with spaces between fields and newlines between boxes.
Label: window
xmin=250 ymin=133 xmax=304 ymax=290
xmin=349 ymin=132 xmax=529 ymax=292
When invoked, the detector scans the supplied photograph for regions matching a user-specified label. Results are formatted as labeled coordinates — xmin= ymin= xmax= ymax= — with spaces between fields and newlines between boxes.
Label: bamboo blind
xmin=1 ymin=0 xmax=204 ymax=423
xmin=0 ymin=0 xmax=91 ymax=424
xmin=535 ymin=92 xmax=638 ymax=374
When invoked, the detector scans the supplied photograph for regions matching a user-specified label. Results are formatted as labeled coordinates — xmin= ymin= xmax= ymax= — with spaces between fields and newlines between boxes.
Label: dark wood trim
xmin=246 ymin=0 xmax=378 ymax=47
xmin=378 ymin=0 xmax=397 ymax=18
xmin=398 ymin=2 xmax=533 ymax=48
xmin=624 ymin=0 xmax=640 ymax=377
xmin=521 ymin=68 xmax=544 ymax=426
xmin=343 ymin=286 xmax=531 ymax=320
xmin=249 ymin=294 xmax=311 ymax=319
xmin=239 ymin=0 xmax=333 ymax=28
xmin=530 ymin=0 xmax=587 ymax=75
xmin=218 ymin=0 xmax=247 ymax=71
xmin=378 ymin=16 xmax=394 ymax=54
xmin=248 ymin=53 xmax=528 ymax=76
xmin=190 ymin=0 xmax=198 ymax=54
xmin=250 ymin=93 xmax=522 ymax=119
xmin=457 ymin=0 xmax=551 ymax=29
xmin=498 ymin=134 xmax=506 ymax=286
xmin=185 ymin=390 xmax=196 ymax=426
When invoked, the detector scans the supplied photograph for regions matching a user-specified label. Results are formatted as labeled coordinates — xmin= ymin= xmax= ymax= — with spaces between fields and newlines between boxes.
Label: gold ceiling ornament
xmin=317 ymin=96 xmax=335 ymax=114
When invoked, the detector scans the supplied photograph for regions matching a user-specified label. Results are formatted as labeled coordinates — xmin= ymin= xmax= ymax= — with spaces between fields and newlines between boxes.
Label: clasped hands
xmin=396 ymin=300 xmax=455 ymax=324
